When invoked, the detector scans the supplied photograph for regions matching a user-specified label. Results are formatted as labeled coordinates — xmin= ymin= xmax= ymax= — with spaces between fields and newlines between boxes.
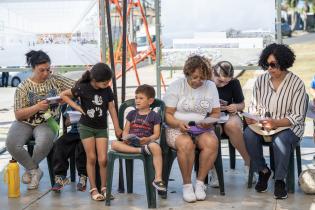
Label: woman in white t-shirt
xmin=163 ymin=55 xmax=220 ymax=202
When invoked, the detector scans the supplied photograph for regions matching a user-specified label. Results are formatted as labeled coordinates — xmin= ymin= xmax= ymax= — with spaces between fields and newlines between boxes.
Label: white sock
xmin=196 ymin=180 xmax=204 ymax=185
xmin=183 ymin=183 xmax=193 ymax=189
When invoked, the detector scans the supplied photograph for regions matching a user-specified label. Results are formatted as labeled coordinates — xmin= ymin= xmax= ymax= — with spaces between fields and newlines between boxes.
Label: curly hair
xmin=258 ymin=43 xmax=295 ymax=71
xmin=183 ymin=55 xmax=211 ymax=79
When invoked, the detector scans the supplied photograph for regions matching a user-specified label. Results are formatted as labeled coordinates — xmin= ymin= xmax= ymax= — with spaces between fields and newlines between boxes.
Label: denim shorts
xmin=78 ymin=124 xmax=108 ymax=140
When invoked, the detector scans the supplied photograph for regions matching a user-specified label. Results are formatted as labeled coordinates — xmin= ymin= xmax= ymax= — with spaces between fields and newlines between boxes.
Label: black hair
xmin=213 ymin=61 xmax=234 ymax=78
xmin=25 ymin=50 xmax=51 ymax=68
xmin=135 ymin=84 xmax=155 ymax=99
xmin=258 ymin=43 xmax=295 ymax=71
xmin=77 ymin=62 xmax=112 ymax=84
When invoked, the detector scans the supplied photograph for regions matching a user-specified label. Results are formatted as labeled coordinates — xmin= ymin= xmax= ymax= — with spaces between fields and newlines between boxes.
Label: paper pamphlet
xmin=121 ymin=134 xmax=140 ymax=141
xmin=306 ymin=101 xmax=315 ymax=119
xmin=67 ymin=111 xmax=81 ymax=123
xmin=46 ymin=96 xmax=61 ymax=104
xmin=242 ymin=112 xmax=264 ymax=122
xmin=196 ymin=117 xmax=219 ymax=124
xmin=218 ymin=112 xmax=229 ymax=124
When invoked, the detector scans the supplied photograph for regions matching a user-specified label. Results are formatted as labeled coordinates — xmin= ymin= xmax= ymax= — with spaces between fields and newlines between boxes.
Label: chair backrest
xmin=118 ymin=98 xmax=165 ymax=131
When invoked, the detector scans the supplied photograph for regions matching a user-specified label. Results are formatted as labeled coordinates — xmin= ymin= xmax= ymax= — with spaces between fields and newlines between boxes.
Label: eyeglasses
xmin=262 ymin=62 xmax=280 ymax=70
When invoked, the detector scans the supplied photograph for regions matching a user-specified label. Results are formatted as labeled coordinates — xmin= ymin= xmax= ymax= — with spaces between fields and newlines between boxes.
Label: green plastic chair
xmin=247 ymin=94 xmax=309 ymax=193
xmin=159 ymin=124 xmax=225 ymax=199
xmin=105 ymin=99 xmax=165 ymax=208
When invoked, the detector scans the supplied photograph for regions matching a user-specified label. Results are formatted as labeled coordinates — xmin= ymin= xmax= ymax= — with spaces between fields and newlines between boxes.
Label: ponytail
xmin=77 ymin=70 xmax=91 ymax=84
xmin=76 ymin=62 xmax=112 ymax=85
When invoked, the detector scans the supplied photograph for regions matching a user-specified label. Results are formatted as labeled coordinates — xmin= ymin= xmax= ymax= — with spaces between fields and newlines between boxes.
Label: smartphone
xmin=46 ymin=96 xmax=61 ymax=104
xmin=220 ymin=99 xmax=228 ymax=106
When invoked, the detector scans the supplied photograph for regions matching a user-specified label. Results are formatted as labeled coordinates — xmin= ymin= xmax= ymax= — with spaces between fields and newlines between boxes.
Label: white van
xmin=136 ymin=26 xmax=156 ymax=52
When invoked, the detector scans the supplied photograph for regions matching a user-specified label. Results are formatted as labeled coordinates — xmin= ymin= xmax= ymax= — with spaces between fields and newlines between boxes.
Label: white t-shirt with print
xmin=163 ymin=77 xmax=220 ymax=123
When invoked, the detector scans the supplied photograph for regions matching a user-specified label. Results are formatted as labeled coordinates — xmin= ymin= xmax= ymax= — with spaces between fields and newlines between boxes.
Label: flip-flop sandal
xmin=89 ymin=188 xmax=105 ymax=201
xmin=152 ymin=180 xmax=167 ymax=191
xmin=101 ymin=187 xmax=115 ymax=200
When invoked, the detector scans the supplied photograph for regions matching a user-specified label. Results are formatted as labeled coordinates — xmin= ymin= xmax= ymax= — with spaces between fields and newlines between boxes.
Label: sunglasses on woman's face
xmin=262 ymin=62 xmax=280 ymax=70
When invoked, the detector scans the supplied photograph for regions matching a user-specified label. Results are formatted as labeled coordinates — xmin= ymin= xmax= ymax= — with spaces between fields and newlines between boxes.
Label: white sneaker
xmin=22 ymin=170 xmax=31 ymax=184
xmin=195 ymin=180 xmax=207 ymax=201
xmin=209 ymin=169 xmax=219 ymax=188
xmin=28 ymin=168 xmax=43 ymax=190
xmin=182 ymin=184 xmax=196 ymax=203
xmin=244 ymin=165 xmax=257 ymax=184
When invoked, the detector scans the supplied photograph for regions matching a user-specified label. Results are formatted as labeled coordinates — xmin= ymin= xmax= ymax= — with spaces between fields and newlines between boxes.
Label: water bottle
xmin=43 ymin=111 xmax=59 ymax=134
xmin=4 ymin=159 xmax=20 ymax=198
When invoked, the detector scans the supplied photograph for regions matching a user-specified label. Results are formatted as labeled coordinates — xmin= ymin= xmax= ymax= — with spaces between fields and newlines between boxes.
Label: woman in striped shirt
xmin=244 ymin=43 xmax=306 ymax=199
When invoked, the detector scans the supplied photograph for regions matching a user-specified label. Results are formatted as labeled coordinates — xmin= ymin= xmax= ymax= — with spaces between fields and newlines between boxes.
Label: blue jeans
xmin=244 ymin=127 xmax=299 ymax=180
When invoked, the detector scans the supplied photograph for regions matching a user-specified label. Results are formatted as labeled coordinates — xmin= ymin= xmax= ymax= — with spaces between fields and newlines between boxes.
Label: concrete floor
xmin=0 ymin=137 xmax=314 ymax=210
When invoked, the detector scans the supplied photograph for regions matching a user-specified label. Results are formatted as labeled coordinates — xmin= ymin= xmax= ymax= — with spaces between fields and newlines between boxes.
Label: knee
xmin=225 ymin=123 xmax=242 ymax=134
xmin=98 ymin=157 xmax=107 ymax=167
xmin=148 ymin=143 xmax=161 ymax=154
xmin=6 ymin=139 xmax=23 ymax=154
xmin=176 ymin=137 xmax=195 ymax=152
xmin=87 ymin=154 xmax=97 ymax=165
xmin=111 ymin=141 xmax=119 ymax=150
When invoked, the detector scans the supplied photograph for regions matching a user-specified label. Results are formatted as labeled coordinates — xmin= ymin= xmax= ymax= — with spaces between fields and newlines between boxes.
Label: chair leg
xmin=143 ymin=156 xmax=156 ymax=208
xmin=228 ymin=141 xmax=236 ymax=169
xmin=269 ymin=146 xmax=275 ymax=175
xmin=70 ymin=152 xmax=76 ymax=182
xmin=296 ymin=146 xmax=302 ymax=177
xmin=286 ymin=151 xmax=295 ymax=193
xmin=125 ymin=159 xmax=134 ymax=193
xmin=247 ymin=160 xmax=254 ymax=189
xmin=106 ymin=152 xmax=116 ymax=206
xmin=214 ymin=140 xmax=225 ymax=195
xmin=160 ymin=150 xmax=176 ymax=199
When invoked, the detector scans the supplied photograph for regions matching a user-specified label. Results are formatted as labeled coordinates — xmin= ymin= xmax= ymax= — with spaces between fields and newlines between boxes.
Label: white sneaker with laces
xmin=22 ymin=170 xmax=31 ymax=184
xmin=28 ymin=168 xmax=43 ymax=190
xmin=195 ymin=180 xmax=207 ymax=200
xmin=244 ymin=165 xmax=257 ymax=184
xmin=209 ymin=169 xmax=219 ymax=188
xmin=182 ymin=184 xmax=196 ymax=203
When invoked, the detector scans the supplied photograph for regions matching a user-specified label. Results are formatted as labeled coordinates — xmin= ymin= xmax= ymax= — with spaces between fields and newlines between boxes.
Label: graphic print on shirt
xmin=28 ymin=89 xmax=59 ymax=124
xmin=179 ymin=97 xmax=212 ymax=116
xmin=92 ymin=94 xmax=103 ymax=105
xmin=87 ymin=94 xmax=103 ymax=118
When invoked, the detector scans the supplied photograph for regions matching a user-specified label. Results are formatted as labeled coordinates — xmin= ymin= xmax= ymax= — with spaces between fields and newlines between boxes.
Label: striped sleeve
xmin=53 ymin=74 xmax=75 ymax=92
xmin=249 ymin=74 xmax=262 ymax=114
xmin=285 ymin=80 xmax=306 ymax=126
xmin=14 ymin=83 xmax=28 ymax=110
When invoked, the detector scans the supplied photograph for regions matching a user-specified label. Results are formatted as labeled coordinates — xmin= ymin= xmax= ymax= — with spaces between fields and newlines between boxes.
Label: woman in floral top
xmin=6 ymin=50 xmax=74 ymax=190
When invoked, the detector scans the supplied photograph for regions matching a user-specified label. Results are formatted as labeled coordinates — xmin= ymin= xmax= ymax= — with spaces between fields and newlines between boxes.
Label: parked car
xmin=281 ymin=22 xmax=292 ymax=37
xmin=0 ymin=70 xmax=32 ymax=87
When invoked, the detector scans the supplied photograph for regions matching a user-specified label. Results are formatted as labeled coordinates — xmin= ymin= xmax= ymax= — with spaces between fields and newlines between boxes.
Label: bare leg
xmin=196 ymin=132 xmax=218 ymax=181
xmin=95 ymin=138 xmax=108 ymax=189
xmin=82 ymin=137 xmax=98 ymax=196
xmin=223 ymin=115 xmax=250 ymax=166
xmin=148 ymin=143 xmax=163 ymax=181
xmin=175 ymin=135 xmax=195 ymax=184
xmin=111 ymin=140 xmax=141 ymax=153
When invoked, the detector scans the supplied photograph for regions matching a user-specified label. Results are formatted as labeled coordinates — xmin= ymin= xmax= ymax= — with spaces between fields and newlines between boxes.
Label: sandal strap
xmin=89 ymin=188 xmax=97 ymax=193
